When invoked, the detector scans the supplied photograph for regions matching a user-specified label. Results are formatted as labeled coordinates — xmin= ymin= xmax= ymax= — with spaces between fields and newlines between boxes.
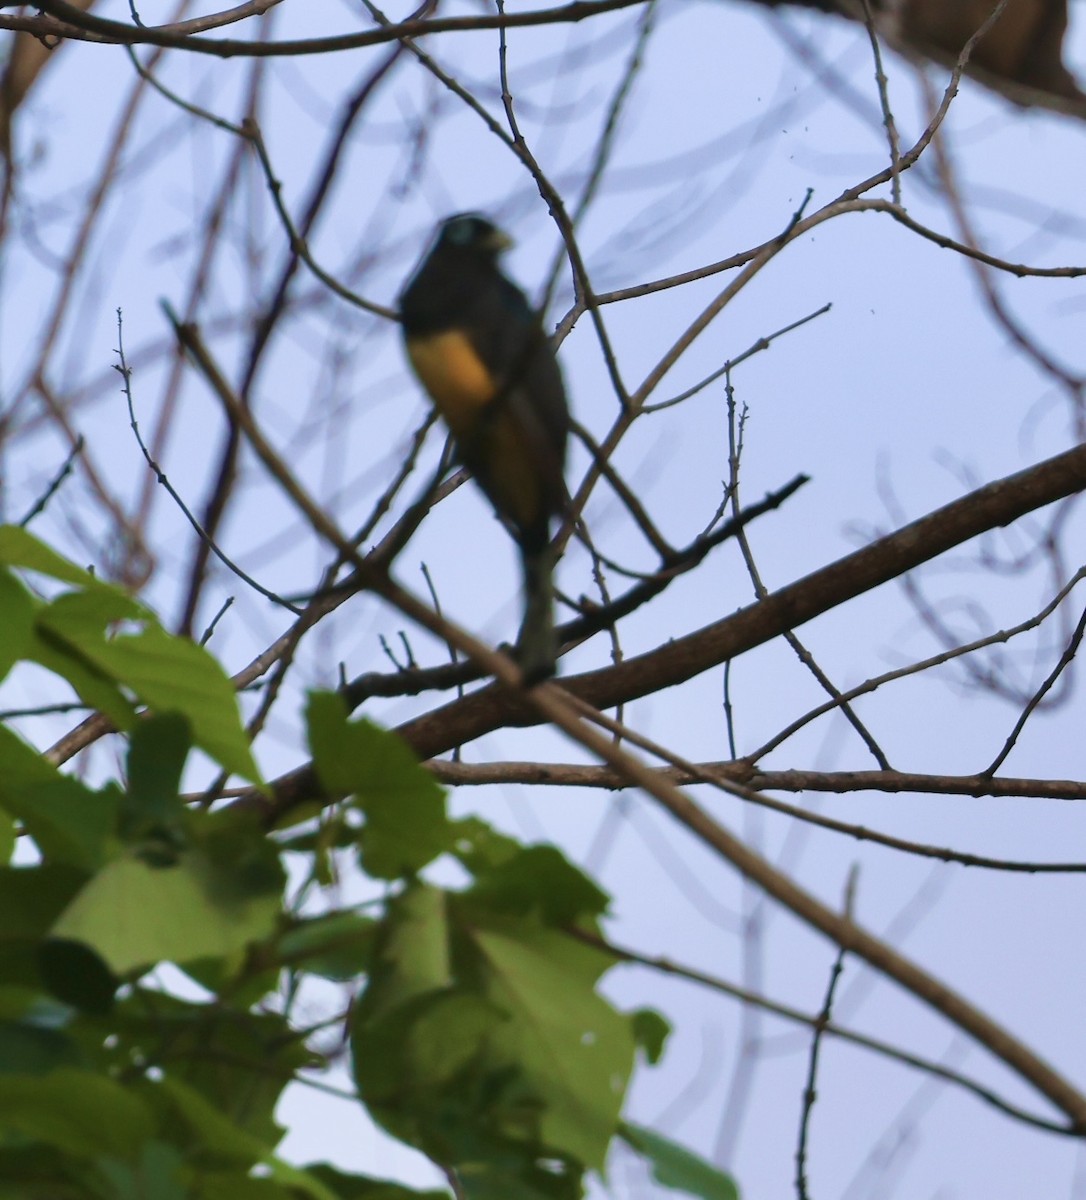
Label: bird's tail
xmin=517 ymin=540 xmax=558 ymax=684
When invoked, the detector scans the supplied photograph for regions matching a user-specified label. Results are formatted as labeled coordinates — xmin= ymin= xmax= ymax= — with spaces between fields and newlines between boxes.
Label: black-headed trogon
xmin=399 ymin=213 xmax=570 ymax=683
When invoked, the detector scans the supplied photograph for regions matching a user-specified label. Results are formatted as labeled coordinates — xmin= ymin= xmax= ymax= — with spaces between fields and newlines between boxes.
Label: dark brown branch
xmin=324 ymin=473 xmax=810 ymax=707
xmin=422 ymin=759 xmax=1086 ymax=872
xmin=380 ymin=442 xmax=1086 ymax=763
xmin=424 ymin=759 xmax=1086 ymax=802
xmin=16 ymin=1 xmax=649 ymax=58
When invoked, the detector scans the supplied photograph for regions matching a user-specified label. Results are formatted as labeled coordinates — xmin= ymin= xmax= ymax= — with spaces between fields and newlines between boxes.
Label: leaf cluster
xmin=0 ymin=529 xmax=736 ymax=1200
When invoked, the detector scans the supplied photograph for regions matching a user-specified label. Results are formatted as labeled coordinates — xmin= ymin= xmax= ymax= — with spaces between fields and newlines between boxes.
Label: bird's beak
xmin=485 ymin=226 xmax=514 ymax=253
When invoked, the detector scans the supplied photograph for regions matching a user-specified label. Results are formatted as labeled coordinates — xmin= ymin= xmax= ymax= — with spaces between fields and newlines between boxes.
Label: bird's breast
xmin=406 ymin=330 xmax=498 ymax=438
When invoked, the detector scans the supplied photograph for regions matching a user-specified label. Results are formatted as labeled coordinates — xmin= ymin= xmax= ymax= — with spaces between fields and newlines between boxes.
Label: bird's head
xmin=437 ymin=213 xmax=513 ymax=257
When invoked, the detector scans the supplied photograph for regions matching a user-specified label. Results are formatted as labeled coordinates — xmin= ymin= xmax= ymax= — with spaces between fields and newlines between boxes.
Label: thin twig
xmin=18 ymin=436 xmax=84 ymax=527
xmin=117 ymin=309 xmax=301 ymax=614
xmin=796 ymin=869 xmax=855 ymax=1200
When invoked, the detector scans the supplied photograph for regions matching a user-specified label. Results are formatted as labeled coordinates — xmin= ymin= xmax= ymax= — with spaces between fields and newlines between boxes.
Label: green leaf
xmin=352 ymin=883 xmax=634 ymax=1182
xmin=0 ymin=863 xmax=88 ymax=938
xmin=198 ymin=1173 xmax=303 ymax=1200
xmin=0 ymin=990 xmax=71 ymax=1024
xmin=196 ymin=811 xmax=287 ymax=909
xmin=117 ymin=991 xmax=307 ymax=1147
xmin=51 ymin=825 xmax=283 ymax=974
xmin=354 ymin=989 xmax=505 ymax=1113
xmin=97 ymin=1140 xmax=188 ymax=1200
xmin=38 ymin=586 xmax=144 ymax=631
xmin=465 ymin=846 xmax=609 ymax=925
xmin=30 ymin=622 xmax=139 ymax=730
xmin=617 ymin=1122 xmax=740 ymax=1200
xmin=307 ymin=692 xmax=450 ymax=879
xmin=631 ymin=1009 xmax=671 ymax=1065
xmin=53 ymin=856 xmax=249 ymax=972
xmin=0 ymin=1143 xmax=71 ymax=1189
xmin=0 ymin=810 xmax=15 ymax=868
xmin=149 ymin=1075 xmax=273 ymax=1167
xmin=448 ymin=818 xmax=523 ymax=875
xmin=455 ymin=1156 xmax=580 ymax=1200
xmin=300 ymin=1163 xmax=449 ymax=1200
xmin=0 ymin=569 xmax=37 ymax=683
xmin=0 ymin=1017 xmax=82 ymax=1075
xmin=38 ymin=938 xmax=117 ymax=1014
xmin=262 ymin=1157 xmax=360 ymax=1200
xmin=126 ymin=713 xmax=190 ymax=821
xmin=362 ymin=884 xmax=453 ymax=1020
xmin=0 ymin=526 xmax=112 ymax=587
xmin=40 ymin=595 xmax=261 ymax=784
xmin=0 ymin=1068 xmax=156 ymax=1159
xmin=350 ymin=886 xmax=468 ymax=1150
xmin=32 ymin=588 xmax=146 ymax=729
xmin=0 ymin=725 xmax=118 ymax=869
xmin=469 ymin=922 xmax=633 ymax=1170
xmin=121 ymin=713 xmax=191 ymax=863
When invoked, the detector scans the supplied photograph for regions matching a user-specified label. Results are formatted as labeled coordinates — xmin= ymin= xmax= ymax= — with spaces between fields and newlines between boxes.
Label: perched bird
xmin=399 ymin=213 xmax=570 ymax=683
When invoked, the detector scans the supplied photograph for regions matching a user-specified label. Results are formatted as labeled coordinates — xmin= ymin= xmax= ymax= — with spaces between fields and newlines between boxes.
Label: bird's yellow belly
xmin=406 ymin=331 xmax=498 ymax=438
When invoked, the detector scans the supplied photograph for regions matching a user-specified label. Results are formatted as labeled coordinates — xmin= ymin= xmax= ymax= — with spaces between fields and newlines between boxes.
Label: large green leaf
xmin=150 ymin=1081 xmax=346 ymax=1200
xmin=37 ymin=938 xmax=118 ymax=1014
xmin=300 ymin=1163 xmax=449 ymax=1200
xmin=0 ymin=863 xmax=88 ymax=938
xmin=261 ymin=1158 xmax=362 ymax=1200
xmin=0 ymin=1016 xmax=83 ymax=1075
xmin=468 ymin=922 xmax=633 ymax=1170
xmin=0 ymin=528 xmax=258 ymax=781
xmin=125 ymin=713 xmax=190 ymax=827
xmin=96 ymin=1140 xmax=188 ymax=1200
xmin=31 ymin=588 xmax=146 ymax=730
xmin=354 ymin=988 xmax=505 ymax=1119
xmin=0 ymin=1143 xmax=73 ymax=1190
xmin=0 ymin=1068 xmax=156 ymax=1159
xmin=0 ymin=569 xmax=36 ymax=683
xmin=464 ymin=846 xmax=609 ymax=925
xmin=352 ymin=878 xmax=636 ymax=1186
xmin=0 ymin=526 xmax=112 ymax=588
xmin=30 ymin=622 xmax=139 ymax=730
xmin=39 ymin=594 xmax=260 ymax=784
xmin=307 ymin=692 xmax=450 ymax=879
xmin=148 ymin=1076 xmax=273 ymax=1167
xmin=454 ymin=1155 xmax=579 ymax=1200
xmin=198 ymin=1173 xmax=305 ymax=1200
xmin=0 ymin=727 xmax=117 ymax=869
xmin=361 ymin=884 xmax=453 ymax=1021
xmin=120 ymin=713 xmax=191 ymax=864
xmin=0 ymin=810 xmax=15 ymax=868
xmin=51 ymin=823 xmax=283 ymax=974
xmin=115 ymin=991 xmax=308 ymax=1146
xmin=52 ymin=857 xmax=251 ymax=972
